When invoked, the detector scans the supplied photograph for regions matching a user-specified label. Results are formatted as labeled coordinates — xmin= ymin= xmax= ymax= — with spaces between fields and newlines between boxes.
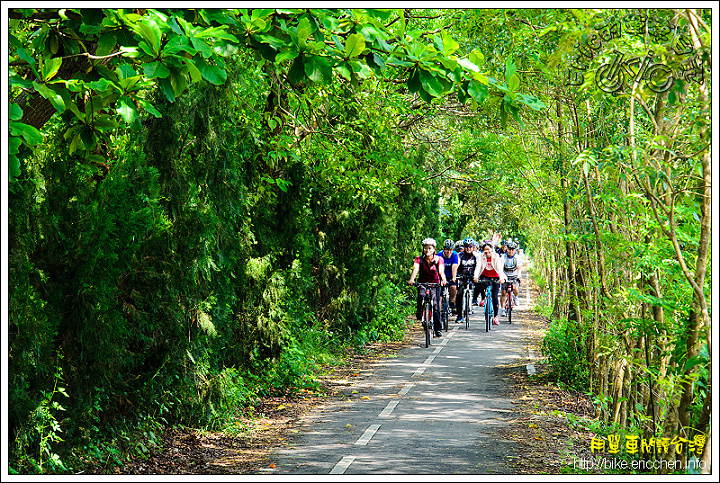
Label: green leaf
xmin=407 ymin=69 xmax=422 ymax=94
xmin=442 ymin=35 xmax=459 ymax=54
xmin=344 ymin=33 xmax=366 ymax=58
xmin=138 ymin=99 xmax=162 ymax=118
xmin=143 ymin=61 xmax=171 ymax=79
xmin=182 ymin=58 xmax=202 ymax=82
xmin=116 ymin=96 xmax=138 ymax=124
xmin=9 ymin=153 xmax=22 ymax=181
xmin=457 ymin=58 xmax=480 ymax=73
xmin=42 ymin=57 xmax=62 ymax=82
xmin=468 ymin=80 xmax=488 ymax=103
xmin=288 ymin=55 xmax=305 ymax=84
xmin=9 ymin=103 xmax=23 ymax=121
xmin=93 ymin=114 xmax=119 ymax=129
xmin=304 ymin=55 xmax=333 ymax=83
xmin=508 ymin=73 xmax=520 ymax=91
xmin=297 ymin=17 xmax=312 ymax=48
xmin=196 ymin=58 xmax=227 ymax=85
xmin=419 ymin=69 xmax=443 ymax=97
xmin=505 ymin=56 xmax=517 ymax=82
xmin=9 ymin=121 xmax=43 ymax=146
xmin=336 ymin=62 xmax=352 ymax=81
xmin=32 ymin=82 xmax=66 ymax=113
xmin=96 ymin=33 xmax=117 ymax=56
xmin=138 ymin=20 xmax=161 ymax=56
xmin=9 ymin=136 xmax=22 ymax=155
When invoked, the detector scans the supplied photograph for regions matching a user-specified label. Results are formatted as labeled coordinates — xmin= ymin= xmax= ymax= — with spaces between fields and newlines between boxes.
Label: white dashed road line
xmin=378 ymin=400 xmax=399 ymax=418
xmin=398 ymin=382 xmax=414 ymax=396
xmin=355 ymin=424 xmax=381 ymax=446
xmin=329 ymin=456 xmax=356 ymax=474
xmin=330 ymin=322 xmax=459 ymax=472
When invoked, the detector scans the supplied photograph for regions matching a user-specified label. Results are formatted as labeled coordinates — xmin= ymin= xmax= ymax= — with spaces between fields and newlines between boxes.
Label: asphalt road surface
xmin=262 ymin=283 xmax=533 ymax=475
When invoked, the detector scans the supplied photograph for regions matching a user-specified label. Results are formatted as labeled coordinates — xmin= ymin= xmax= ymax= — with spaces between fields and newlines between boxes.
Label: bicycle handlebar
xmin=409 ymin=282 xmax=442 ymax=288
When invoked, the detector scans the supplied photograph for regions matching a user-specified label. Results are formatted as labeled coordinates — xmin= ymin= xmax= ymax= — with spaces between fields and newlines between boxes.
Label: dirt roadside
xmin=112 ymin=281 xmax=596 ymax=475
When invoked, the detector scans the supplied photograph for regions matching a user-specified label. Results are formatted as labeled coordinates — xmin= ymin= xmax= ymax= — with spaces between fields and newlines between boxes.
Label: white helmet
xmin=421 ymin=238 xmax=437 ymax=247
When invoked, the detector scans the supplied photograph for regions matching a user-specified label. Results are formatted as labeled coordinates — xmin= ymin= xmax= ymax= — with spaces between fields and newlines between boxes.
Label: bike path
xmin=262 ymin=289 xmax=531 ymax=475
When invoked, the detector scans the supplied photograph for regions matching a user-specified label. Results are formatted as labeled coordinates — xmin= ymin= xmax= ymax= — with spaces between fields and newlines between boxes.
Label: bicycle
xmin=458 ymin=275 xmax=474 ymax=330
xmin=503 ymin=277 xmax=517 ymax=325
xmin=440 ymin=284 xmax=450 ymax=332
xmin=480 ymin=277 xmax=495 ymax=332
xmin=411 ymin=282 xmax=441 ymax=348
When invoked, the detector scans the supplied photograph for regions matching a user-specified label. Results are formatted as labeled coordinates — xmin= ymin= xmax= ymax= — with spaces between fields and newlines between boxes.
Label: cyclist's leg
xmin=491 ymin=280 xmax=501 ymax=324
xmin=416 ymin=286 xmax=425 ymax=324
xmin=472 ymin=281 xmax=481 ymax=305
xmin=455 ymin=281 xmax=465 ymax=322
xmin=500 ymin=282 xmax=508 ymax=316
xmin=431 ymin=286 xmax=442 ymax=335
xmin=449 ymin=283 xmax=457 ymax=314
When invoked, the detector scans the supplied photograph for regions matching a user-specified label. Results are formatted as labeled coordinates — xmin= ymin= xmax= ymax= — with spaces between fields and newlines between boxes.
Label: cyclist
xmin=496 ymin=239 xmax=508 ymax=256
xmin=455 ymin=240 xmax=464 ymax=253
xmin=408 ymin=238 xmax=447 ymax=337
xmin=455 ymin=237 xmax=481 ymax=324
xmin=477 ymin=239 xmax=506 ymax=325
xmin=500 ymin=241 xmax=524 ymax=315
xmin=440 ymin=239 xmax=459 ymax=315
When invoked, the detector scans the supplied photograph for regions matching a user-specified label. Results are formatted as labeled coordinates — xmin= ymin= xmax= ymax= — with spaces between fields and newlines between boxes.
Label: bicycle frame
xmin=484 ymin=283 xmax=494 ymax=332
xmin=414 ymin=282 xmax=440 ymax=347
xmin=504 ymin=279 xmax=515 ymax=325
xmin=458 ymin=276 xmax=473 ymax=329
xmin=440 ymin=285 xmax=450 ymax=332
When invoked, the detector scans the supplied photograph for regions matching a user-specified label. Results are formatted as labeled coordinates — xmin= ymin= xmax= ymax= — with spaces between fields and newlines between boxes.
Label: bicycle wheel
xmin=507 ymin=287 xmax=513 ymax=325
xmin=463 ymin=290 xmax=472 ymax=329
xmin=442 ymin=292 xmax=449 ymax=331
xmin=424 ymin=302 xmax=431 ymax=348
xmin=485 ymin=288 xmax=492 ymax=332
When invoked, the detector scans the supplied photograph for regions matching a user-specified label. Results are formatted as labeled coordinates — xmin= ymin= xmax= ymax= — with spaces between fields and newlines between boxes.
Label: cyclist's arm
xmin=452 ymin=262 xmax=458 ymax=281
xmin=409 ymin=261 xmax=420 ymax=284
xmin=472 ymin=252 xmax=481 ymax=282
xmin=438 ymin=256 xmax=447 ymax=285
xmin=495 ymin=253 xmax=507 ymax=283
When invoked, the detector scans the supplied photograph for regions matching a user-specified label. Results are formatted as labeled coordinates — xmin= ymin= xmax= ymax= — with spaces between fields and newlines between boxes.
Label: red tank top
xmin=415 ymin=255 xmax=443 ymax=283
xmin=481 ymin=256 xmax=500 ymax=278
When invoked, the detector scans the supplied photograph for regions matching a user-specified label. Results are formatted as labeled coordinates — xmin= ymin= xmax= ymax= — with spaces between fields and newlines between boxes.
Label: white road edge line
xmin=330 ymin=456 xmax=356 ymax=474
xmin=355 ymin=423 xmax=381 ymax=446
xmin=378 ymin=400 xmax=399 ymax=418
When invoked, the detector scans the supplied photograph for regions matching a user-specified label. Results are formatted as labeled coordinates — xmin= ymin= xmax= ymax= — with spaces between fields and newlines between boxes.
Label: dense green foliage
xmin=6 ymin=7 xmax=711 ymax=474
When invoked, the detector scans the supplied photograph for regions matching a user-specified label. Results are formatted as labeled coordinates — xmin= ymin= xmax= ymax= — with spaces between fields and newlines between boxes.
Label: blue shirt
xmin=440 ymin=250 xmax=459 ymax=279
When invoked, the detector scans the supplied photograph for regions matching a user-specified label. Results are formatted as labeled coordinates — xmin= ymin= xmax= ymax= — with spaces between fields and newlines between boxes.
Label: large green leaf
xmin=116 ymin=96 xmax=138 ymax=124
xmin=9 ymin=103 xmax=23 ymax=121
xmin=195 ymin=58 xmax=227 ymax=85
xmin=507 ymin=73 xmax=520 ymax=92
xmin=468 ymin=80 xmax=488 ymax=103
xmin=344 ymin=33 xmax=366 ymax=58
xmin=419 ymin=69 xmax=443 ymax=97
xmin=42 ymin=57 xmax=62 ymax=82
xmin=304 ymin=55 xmax=333 ymax=83
xmin=288 ymin=55 xmax=305 ymax=84
xmin=9 ymin=121 xmax=43 ymax=146
xmin=143 ymin=61 xmax=171 ymax=79
xmin=457 ymin=57 xmax=480 ymax=73
xmin=32 ymin=81 xmax=66 ymax=113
